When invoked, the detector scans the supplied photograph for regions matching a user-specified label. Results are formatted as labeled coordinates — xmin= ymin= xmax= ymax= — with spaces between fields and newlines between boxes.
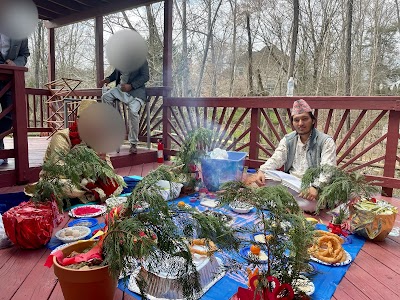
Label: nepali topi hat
xmin=291 ymin=99 xmax=312 ymax=116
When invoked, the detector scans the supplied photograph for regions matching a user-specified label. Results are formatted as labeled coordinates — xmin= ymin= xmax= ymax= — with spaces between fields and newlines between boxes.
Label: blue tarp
xmin=117 ymin=194 xmax=365 ymax=300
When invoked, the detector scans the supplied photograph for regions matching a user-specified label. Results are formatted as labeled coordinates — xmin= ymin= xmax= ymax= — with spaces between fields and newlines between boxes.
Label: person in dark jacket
xmin=0 ymin=34 xmax=30 ymax=165
xmin=100 ymin=60 xmax=149 ymax=154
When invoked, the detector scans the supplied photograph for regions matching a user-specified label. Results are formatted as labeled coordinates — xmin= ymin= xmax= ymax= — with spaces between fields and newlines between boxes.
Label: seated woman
xmin=25 ymin=99 xmax=123 ymax=204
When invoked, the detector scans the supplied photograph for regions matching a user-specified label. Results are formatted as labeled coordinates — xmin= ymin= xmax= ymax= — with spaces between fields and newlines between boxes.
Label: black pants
xmin=0 ymin=82 xmax=12 ymax=150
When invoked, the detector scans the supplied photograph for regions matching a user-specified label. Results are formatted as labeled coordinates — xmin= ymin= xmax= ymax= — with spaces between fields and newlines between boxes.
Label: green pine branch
xmin=301 ymin=165 xmax=379 ymax=213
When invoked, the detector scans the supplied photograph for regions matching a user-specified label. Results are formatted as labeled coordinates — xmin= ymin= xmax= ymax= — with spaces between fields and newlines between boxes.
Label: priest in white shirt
xmin=253 ymin=99 xmax=337 ymax=210
xmin=0 ymin=33 xmax=30 ymax=165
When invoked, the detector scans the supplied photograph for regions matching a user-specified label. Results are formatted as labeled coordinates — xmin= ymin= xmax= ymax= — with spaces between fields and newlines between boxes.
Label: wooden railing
xmin=3 ymin=65 xmax=400 ymax=195
xmin=0 ymin=65 xmax=29 ymax=183
xmin=163 ymin=96 xmax=400 ymax=196
xmin=25 ymin=86 xmax=170 ymax=143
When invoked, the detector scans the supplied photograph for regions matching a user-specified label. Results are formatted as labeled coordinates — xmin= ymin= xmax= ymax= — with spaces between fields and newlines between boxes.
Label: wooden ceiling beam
xmin=34 ymin=0 xmax=68 ymax=16
xmin=45 ymin=0 xmax=161 ymax=28
xmin=36 ymin=8 xmax=59 ymax=20
xmin=47 ymin=0 xmax=84 ymax=12
xmin=73 ymin=0 xmax=107 ymax=7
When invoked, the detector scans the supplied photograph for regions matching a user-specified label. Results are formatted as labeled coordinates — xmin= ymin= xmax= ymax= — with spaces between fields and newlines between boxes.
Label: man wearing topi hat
xmin=25 ymin=99 xmax=123 ymax=203
xmin=254 ymin=99 xmax=336 ymax=210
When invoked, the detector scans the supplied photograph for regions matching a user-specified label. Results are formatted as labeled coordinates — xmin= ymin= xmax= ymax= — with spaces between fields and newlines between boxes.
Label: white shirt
xmin=259 ymin=134 xmax=337 ymax=184
xmin=0 ymin=34 xmax=10 ymax=58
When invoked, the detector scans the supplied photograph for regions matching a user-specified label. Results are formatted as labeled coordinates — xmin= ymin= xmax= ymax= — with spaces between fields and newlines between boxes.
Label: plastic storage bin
xmin=201 ymin=151 xmax=247 ymax=191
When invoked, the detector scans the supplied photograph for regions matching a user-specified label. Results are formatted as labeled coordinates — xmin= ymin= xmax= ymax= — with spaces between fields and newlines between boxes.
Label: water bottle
xmin=286 ymin=77 xmax=294 ymax=97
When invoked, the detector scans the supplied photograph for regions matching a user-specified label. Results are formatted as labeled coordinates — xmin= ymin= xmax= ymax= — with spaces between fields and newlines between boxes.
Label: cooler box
xmin=201 ymin=151 xmax=247 ymax=191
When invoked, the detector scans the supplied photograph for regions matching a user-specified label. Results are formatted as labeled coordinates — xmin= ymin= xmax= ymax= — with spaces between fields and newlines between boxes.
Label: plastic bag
xmin=350 ymin=200 xmax=397 ymax=241
xmin=209 ymin=148 xmax=228 ymax=159
xmin=3 ymin=201 xmax=55 ymax=249
xmin=0 ymin=214 xmax=12 ymax=249
xmin=156 ymin=180 xmax=183 ymax=201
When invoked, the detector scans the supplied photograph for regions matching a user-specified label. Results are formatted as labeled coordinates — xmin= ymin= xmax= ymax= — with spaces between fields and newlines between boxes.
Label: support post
xmin=95 ymin=16 xmax=104 ymax=88
xmin=162 ymin=0 xmax=173 ymax=152
xmin=382 ymin=110 xmax=400 ymax=196
xmin=248 ymin=108 xmax=261 ymax=167
xmin=12 ymin=67 xmax=29 ymax=184
xmin=163 ymin=0 xmax=173 ymax=92
xmin=48 ymin=28 xmax=55 ymax=84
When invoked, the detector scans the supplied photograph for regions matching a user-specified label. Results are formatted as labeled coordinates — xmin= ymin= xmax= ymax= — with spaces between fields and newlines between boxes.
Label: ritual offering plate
xmin=202 ymin=210 xmax=234 ymax=225
xmin=292 ymin=275 xmax=315 ymax=296
xmin=229 ymin=201 xmax=254 ymax=214
xmin=105 ymin=196 xmax=127 ymax=208
xmin=128 ymin=249 xmax=225 ymax=299
xmin=68 ymin=217 xmax=98 ymax=228
xmin=200 ymin=199 xmax=219 ymax=208
xmin=132 ymin=201 xmax=150 ymax=213
xmin=310 ymin=249 xmax=352 ymax=266
xmin=239 ymin=246 xmax=268 ymax=264
xmin=55 ymin=226 xmax=91 ymax=243
xmin=252 ymin=232 xmax=273 ymax=244
xmin=69 ymin=205 xmax=106 ymax=218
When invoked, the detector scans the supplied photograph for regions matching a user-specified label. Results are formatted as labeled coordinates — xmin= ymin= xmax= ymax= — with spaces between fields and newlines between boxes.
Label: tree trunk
xmin=344 ymin=0 xmax=353 ymax=96
xmin=195 ymin=0 xmax=223 ymax=97
xmin=246 ymin=12 xmax=254 ymax=96
xmin=288 ymin=0 xmax=299 ymax=79
xmin=182 ymin=0 xmax=190 ymax=96
xmin=395 ymin=0 xmax=400 ymax=33
xmin=228 ymin=0 xmax=237 ymax=96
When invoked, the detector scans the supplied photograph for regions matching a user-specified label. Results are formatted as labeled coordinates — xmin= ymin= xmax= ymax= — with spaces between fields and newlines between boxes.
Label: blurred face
xmin=292 ymin=112 xmax=314 ymax=136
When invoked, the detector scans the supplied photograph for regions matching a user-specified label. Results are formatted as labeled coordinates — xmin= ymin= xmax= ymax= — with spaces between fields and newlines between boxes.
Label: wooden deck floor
xmin=0 ymin=163 xmax=399 ymax=300
xmin=0 ymin=137 xmax=157 ymax=188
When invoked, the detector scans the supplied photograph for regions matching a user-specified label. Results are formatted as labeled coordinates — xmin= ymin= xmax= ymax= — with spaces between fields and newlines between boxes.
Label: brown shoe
xmin=129 ymin=144 xmax=138 ymax=154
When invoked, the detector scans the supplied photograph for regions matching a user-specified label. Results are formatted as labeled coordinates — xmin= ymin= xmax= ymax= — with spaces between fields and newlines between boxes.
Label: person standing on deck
xmin=0 ymin=34 xmax=30 ymax=165
xmin=251 ymin=99 xmax=337 ymax=211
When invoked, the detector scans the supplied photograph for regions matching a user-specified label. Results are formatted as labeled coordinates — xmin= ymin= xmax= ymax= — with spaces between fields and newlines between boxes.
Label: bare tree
xmin=195 ymin=0 xmax=223 ymax=97
xmin=288 ymin=0 xmax=299 ymax=79
xmin=246 ymin=12 xmax=254 ymax=95
xmin=344 ymin=0 xmax=353 ymax=96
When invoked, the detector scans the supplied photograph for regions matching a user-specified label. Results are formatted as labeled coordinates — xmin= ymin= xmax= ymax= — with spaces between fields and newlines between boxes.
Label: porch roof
xmin=33 ymin=0 xmax=162 ymax=28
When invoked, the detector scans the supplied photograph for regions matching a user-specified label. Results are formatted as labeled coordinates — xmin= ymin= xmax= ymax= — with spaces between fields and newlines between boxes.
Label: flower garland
xmin=69 ymin=121 xmax=82 ymax=148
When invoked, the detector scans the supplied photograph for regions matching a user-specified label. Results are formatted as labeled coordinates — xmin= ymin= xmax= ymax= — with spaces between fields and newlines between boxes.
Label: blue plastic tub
xmin=201 ymin=151 xmax=247 ymax=191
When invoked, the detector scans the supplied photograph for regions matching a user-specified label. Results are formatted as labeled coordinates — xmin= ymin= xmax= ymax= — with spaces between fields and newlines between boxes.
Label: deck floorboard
xmin=0 ymin=162 xmax=399 ymax=299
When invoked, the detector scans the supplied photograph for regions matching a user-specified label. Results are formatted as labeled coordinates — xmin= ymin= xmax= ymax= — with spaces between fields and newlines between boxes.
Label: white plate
xmin=292 ymin=275 xmax=315 ymax=296
xmin=310 ymin=249 xmax=352 ymax=266
xmin=229 ymin=201 xmax=253 ymax=214
xmin=55 ymin=226 xmax=91 ymax=243
xmin=105 ymin=196 xmax=127 ymax=208
xmin=69 ymin=204 xmax=106 ymax=218
xmin=200 ymin=199 xmax=219 ymax=208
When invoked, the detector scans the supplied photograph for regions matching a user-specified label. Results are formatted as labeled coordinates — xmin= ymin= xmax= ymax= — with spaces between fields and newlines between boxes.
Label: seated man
xmin=100 ymin=60 xmax=150 ymax=154
xmin=253 ymin=99 xmax=336 ymax=211
xmin=25 ymin=99 xmax=123 ymax=203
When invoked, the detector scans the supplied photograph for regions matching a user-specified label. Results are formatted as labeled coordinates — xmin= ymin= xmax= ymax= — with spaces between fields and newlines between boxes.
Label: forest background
xmin=25 ymin=0 xmax=400 ymax=98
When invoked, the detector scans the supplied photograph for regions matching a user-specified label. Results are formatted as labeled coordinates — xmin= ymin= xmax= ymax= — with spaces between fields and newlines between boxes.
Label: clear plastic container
xmin=201 ymin=151 xmax=247 ymax=191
